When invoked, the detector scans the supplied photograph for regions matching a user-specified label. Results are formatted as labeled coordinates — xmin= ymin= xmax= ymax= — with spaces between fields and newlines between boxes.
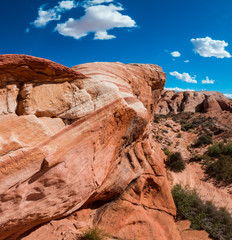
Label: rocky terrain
xmin=1 ymin=55 xmax=230 ymax=240
xmin=154 ymin=90 xmax=232 ymax=213
xmin=156 ymin=90 xmax=232 ymax=115
xmin=0 ymin=54 xmax=183 ymax=240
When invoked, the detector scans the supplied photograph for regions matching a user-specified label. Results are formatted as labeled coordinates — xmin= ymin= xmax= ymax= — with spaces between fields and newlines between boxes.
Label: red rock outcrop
xmin=177 ymin=220 xmax=211 ymax=240
xmin=0 ymin=56 xmax=180 ymax=240
xmin=156 ymin=90 xmax=232 ymax=114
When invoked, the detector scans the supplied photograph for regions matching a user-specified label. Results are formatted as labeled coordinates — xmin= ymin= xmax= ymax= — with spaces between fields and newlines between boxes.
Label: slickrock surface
xmin=156 ymin=90 xmax=232 ymax=114
xmin=0 ymin=55 xmax=181 ymax=240
xmin=177 ymin=220 xmax=211 ymax=240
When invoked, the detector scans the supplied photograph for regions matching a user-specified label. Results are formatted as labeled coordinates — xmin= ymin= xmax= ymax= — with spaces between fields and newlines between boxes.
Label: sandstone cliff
xmin=0 ymin=55 xmax=181 ymax=240
xmin=156 ymin=90 xmax=232 ymax=115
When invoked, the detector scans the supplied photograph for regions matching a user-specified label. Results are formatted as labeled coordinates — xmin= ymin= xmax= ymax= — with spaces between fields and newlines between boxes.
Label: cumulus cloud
xmin=171 ymin=51 xmax=181 ymax=57
xmin=55 ymin=4 xmax=136 ymax=40
xmin=201 ymin=76 xmax=215 ymax=84
xmin=165 ymin=87 xmax=194 ymax=92
xmin=169 ymin=71 xmax=197 ymax=83
xmin=184 ymin=60 xmax=190 ymax=63
xmin=32 ymin=0 xmax=78 ymax=27
xmin=191 ymin=37 xmax=231 ymax=58
xmin=224 ymin=93 xmax=232 ymax=99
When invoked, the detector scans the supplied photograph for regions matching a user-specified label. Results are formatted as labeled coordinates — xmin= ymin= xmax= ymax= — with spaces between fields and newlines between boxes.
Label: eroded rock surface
xmin=0 ymin=55 xmax=180 ymax=240
xmin=156 ymin=90 xmax=232 ymax=114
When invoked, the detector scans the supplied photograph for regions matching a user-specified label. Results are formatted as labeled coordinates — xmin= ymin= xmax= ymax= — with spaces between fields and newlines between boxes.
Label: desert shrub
xmin=208 ymin=141 xmax=232 ymax=157
xmin=205 ymin=155 xmax=232 ymax=184
xmin=82 ymin=227 xmax=108 ymax=240
xmin=181 ymin=122 xmax=196 ymax=131
xmin=208 ymin=142 xmax=224 ymax=157
xmin=165 ymin=123 xmax=172 ymax=128
xmin=154 ymin=116 xmax=159 ymax=123
xmin=193 ymin=134 xmax=212 ymax=148
xmin=202 ymin=141 xmax=232 ymax=184
xmin=172 ymin=184 xmax=232 ymax=240
xmin=163 ymin=148 xmax=172 ymax=156
xmin=165 ymin=152 xmax=185 ymax=172
xmin=177 ymin=133 xmax=182 ymax=138
xmin=189 ymin=154 xmax=209 ymax=163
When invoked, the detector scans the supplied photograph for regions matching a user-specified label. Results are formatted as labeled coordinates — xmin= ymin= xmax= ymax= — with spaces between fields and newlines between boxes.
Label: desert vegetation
xmin=193 ymin=134 xmax=212 ymax=147
xmin=81 ymin=227 xmax=109 ymax=240
xmin=164 ymin=149 xmax=186 ymax=172
xmin=203 ymin=141 xmax=232 ymax=184
xmin=172 ymin=184 xmax=232 ymax=240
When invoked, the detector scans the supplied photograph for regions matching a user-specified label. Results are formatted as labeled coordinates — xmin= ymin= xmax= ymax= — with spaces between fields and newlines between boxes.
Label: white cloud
xmin=32 ymin=0 xmax=78 ymax=27
xmin=191 ymin=36 xmax=231 ymax=58
xmin=170 ymin=71 xmax=197 ymax=83
xmin=184 ymin=60 xmax=190 ymax=63
xmin=94 ymin=30 xmax=115 ymax=40
xmin=55 ymin=4 xmax=136 ymax=40
xmin=201 ymin=76 xmax=215 ymax=84
xmin=223 ymin=93 xmax=232 ymax=99
xmin=171 ymin=51 xmax=181 ymax=57
xmin=165 ymin=87 xmax=195 ymax=92
xmin=59 ymin=0 xmax=76 ymax=9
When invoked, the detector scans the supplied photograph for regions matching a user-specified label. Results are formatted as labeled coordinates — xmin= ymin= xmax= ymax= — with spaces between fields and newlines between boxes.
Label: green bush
xmin=172 ymin=184 xmax=232 ymax=240
xmin=193 ymin=134 xmax=212 ymax=148
xmin=165 ymin=152 xmax=185 ymax=172
xmin=82 ymin=227 xmax=108 ymax=240
xmin=181 ymin=122 xmax=196 ymax=131
xmin=177 ymin=133 xmax=182 ymax=138
xmin=205 ymin=155 xmax=232 ymax=184
xmin=189 ymin=154 xmax=209 ymax=163
xmin=163 ymin=148 xmax=172 ymax=156
xmin=203 ymin=141 xmax=232 ymax=184
xmin=208 ymin=141 xmax=232 ymax=157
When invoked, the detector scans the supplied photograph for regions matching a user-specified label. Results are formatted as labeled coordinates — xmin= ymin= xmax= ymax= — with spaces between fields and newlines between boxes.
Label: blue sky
xmin=1 ymin=0 xmax=232 ymax=97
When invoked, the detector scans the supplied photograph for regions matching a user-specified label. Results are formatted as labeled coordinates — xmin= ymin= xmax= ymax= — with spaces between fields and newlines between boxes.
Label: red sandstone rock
xmin=0 ymin=54 xmax=85 ymax=85
xmin=177 ymin=220 xmax=212 ymax=240
xmin=0 ymin=55 xmax=180 ymax=240
xmin=0 ymin=55 xmax=85 ymax=115
xmin=156 ymin=90 xmax=232 ymax=114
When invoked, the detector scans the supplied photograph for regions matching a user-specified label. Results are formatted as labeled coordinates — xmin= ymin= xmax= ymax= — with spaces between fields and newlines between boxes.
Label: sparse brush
xmin=165 ymin=152 xmax=185 ymax=172
xmin=177 ymin=133 xmax=182 ymax=138
xmin=82 ymin=227 xmax=109 ymax=240
xmin=193 ymin=134 xmax=212 ymax=148
xmin=172 ymin=184 xmax=232 ymax=240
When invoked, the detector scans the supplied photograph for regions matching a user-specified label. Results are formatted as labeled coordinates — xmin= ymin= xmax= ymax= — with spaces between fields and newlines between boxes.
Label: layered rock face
xmin=0 ymin=55 xmax=180 ymax=240
xmin=156 ymin=90 xmax=232 ymax=114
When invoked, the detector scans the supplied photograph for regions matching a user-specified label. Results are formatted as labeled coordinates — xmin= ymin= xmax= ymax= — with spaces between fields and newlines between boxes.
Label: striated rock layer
xmin=0 ymin=56 xmax=180 ymax=240
xmin=156 ymin=90 xmax=232 ymax=115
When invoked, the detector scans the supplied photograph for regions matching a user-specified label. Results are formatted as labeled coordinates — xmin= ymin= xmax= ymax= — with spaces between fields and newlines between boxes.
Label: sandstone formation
xmin=0 ymin=55 xmax=181 ymax=240
xmin=177 ymin=220 xmax=211 ymax=240
xmin=155 ymin=90 xmax=232 ymax=114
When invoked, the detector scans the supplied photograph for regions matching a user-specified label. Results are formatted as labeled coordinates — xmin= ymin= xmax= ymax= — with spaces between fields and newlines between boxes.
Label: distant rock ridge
xmin=155 ymin=90 xmax=232 ymax=115
xmin=0 ymin=55 xmax=182 ymax=240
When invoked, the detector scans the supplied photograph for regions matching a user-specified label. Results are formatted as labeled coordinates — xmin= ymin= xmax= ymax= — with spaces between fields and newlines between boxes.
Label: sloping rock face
xmin=177 ymin=220 xmax=211 ymax=240
xmin=0 ymin=56 xmax=180 ymax=240
xmin=156 ymin=90 xmax=232 ymax=114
